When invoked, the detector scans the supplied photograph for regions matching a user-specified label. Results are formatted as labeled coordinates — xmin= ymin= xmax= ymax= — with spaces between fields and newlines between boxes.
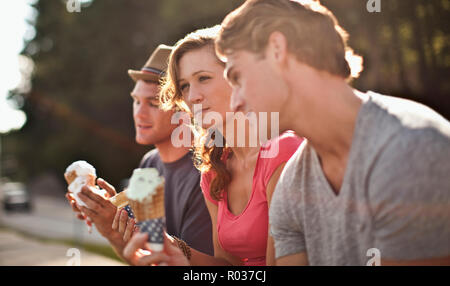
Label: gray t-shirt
xmin=139 ymin=149 xmax=214 ymax=256
xmin=270 ymin=91 xmax=450 ymax=265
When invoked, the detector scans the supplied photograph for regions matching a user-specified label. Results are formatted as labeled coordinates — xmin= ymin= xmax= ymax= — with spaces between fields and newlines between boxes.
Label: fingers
xmin=123 ymin=218 xmax=136 ymax=242
xmin=111 ymin=208 xmax=121 ymax=231
xmin=79 ymin=185 xmax=114 ymax=213
xmin=78 ymin=192 xmax=100 ymax=213
xmin=80 ymin=186 xmax=107 ymax=207
xmin=164 ymin=231 xmax=175 ymax=245
xmin=163 ymin=232 xmax=184 ymax=256
xmin=122 ymin=232 xmax=188 ymax=266
xmin=66 ymin=193 xmax=80 ymax=212
xmin=136 ymin=252 xmax=170 ymax=266
xmin=65 ymin=192 xmax=72 ymax=202
xmin=112 ymin=208 xmax=135 ymax=242
xmin=134 ymin=235 xmax=189 ymax=266
xmin=123 ymin=232 xmax=149 ymax=264
xmin=80 ymin=206 xmax=97 ymax=219
xmin=118 ymin=209 xmax=128 ymax=234
xmin=66 ymin=193 xmax=86 ymax=221
xmin=97 ymin=178 xmax=117 ymax=197
xmin=70 ymin=200 xmax=81 ymax=213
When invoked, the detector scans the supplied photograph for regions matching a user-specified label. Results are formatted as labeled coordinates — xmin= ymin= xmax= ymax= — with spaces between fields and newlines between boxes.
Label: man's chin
xmin=135 ymin=136 xmax=154 ymax=146
xmin=260 ymin=126 xmax=289 ymax=142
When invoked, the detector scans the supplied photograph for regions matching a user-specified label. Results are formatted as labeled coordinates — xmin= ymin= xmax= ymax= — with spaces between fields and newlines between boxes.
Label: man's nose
xmin=134 ymin=102 xmax=150 ymax=120
xmin=230 ymin=89 xmax=245 ymax=112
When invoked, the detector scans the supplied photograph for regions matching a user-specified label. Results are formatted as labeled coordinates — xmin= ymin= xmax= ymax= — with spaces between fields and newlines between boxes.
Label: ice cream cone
xmin=64 ymin=161 xmax=99 ymax=208
xmin=64 ymin=161 xmax=96 ymax=187
xmin=125 ymin=167 xmax=165 ymax=251
xmin=109 ymin=190 xmax=129 ymax=209
xmin=65 ymin=171 xmax=96 ymax=188
xmin=128 ymin=184 xmax=164 ymax=222
xmin=64 ymin=170 xmax=77 ymax=185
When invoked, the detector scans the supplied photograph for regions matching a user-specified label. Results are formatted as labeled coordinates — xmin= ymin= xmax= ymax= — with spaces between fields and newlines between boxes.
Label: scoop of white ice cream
xmin=66 ymin=160 xmax=106 ymax=207
xmin=127 ymin=168 xmax=164 ymax=203
xmin=68 ymin=177 xmax=107 ymax=207
xmin=65 ymin=160 xmax=96 ymax=177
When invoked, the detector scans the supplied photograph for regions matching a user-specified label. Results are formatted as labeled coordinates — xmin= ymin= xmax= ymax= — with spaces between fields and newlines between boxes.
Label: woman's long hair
xmin=160 ymin=25 xmax=232 ymax=201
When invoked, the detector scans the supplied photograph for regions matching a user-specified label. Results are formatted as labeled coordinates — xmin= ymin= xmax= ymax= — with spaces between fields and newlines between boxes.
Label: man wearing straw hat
xmin=66 ymin=45 xmax=213 ymax=262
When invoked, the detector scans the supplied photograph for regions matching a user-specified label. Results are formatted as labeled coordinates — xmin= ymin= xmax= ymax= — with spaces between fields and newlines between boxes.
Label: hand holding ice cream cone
xmin=64 ymin=160 xmax=130 ymax=232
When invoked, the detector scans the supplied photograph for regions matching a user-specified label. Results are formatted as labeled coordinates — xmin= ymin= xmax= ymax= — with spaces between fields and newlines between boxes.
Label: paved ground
xmin=0 ymin=195 xmax=108 ymax=245
xmin=0 ymin=194 xmax=126 ymax=266
xmin=0 ymin=229 xmax=125 ymax=266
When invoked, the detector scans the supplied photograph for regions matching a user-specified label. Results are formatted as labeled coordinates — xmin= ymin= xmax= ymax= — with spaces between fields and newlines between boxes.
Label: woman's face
xmin=178 ymin=46 xmax=232 ymax=130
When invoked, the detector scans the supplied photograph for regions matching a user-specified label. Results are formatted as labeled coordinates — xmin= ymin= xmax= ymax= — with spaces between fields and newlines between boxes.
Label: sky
xmin=0 ymin=0 xmax=37 ymax=133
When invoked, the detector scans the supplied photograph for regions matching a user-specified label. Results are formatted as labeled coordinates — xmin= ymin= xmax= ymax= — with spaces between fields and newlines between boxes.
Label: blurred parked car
xmin=1 ymin=182 xmax=32 ymax=212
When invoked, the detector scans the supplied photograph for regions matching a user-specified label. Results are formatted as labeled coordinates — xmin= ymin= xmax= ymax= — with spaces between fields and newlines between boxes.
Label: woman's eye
xmin=228 ymin=71 xmax=240 ymax=86
xmin=232 ymin=73 xmax=240 ymax=85
xmin=180 ymin=83 xmax=189 ymax=92
xmin=199 ymin=75 xmax=211 ymax=82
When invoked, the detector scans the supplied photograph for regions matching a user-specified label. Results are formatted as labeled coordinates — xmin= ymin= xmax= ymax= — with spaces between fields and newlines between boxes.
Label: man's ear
xmin=266 ymin=31 xmax=289 ymax=66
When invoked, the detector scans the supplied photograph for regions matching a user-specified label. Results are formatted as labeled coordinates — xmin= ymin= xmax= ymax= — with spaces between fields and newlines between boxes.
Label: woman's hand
xmin=112 ymin=208 xmax=138 ymax=243
xmin=123 ymin=232 xmax=190 ymax=266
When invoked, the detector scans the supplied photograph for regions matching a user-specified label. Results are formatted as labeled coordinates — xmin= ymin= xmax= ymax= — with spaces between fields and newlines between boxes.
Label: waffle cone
xmin=64 ymin=171 xmax=77 ymax=185
xmin=109 ymin=191 xmax=129 ymax=209
xmin=128 ymin=184 xmax=164 ymax=222
xmin=65 ymin=171 xmax=96 ymax=187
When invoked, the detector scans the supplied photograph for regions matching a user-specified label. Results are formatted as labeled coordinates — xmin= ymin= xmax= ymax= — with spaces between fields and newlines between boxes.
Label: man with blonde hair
xmin=67 ymin=45 xmax=213 ymax=262
xmin=216 ymin=0 xmax=450 ymax=265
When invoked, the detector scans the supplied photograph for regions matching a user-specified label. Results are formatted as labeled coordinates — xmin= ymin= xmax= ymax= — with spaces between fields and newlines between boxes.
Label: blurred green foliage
xmin=4 ymin=0 xmax=243 ymax=190
xmin=3 ymin=0 xmax=449 ymax=192
xmin=323 ymin=0 xmax=450 ymax=110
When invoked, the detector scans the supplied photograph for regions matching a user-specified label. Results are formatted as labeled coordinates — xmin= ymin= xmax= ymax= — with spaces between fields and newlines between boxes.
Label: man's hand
xmin=78 ymin=178 xmax=118 ymax=239
xmin=96 ymin=177 xmax=118 ymax=198
xmin=65 ymin=192 xmax=85 ymax=221
xmin=66 ymin=191 xmax=93 ymax=229
xmin=65 ymin=178 xmax=116 ymax=220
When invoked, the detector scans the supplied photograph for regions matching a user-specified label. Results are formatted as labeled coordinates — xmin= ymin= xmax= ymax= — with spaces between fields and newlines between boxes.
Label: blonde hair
xmin=160 ymin=26 xmax=232 ymax=201
xmin=216 ymin=0 xmax=363 ymax=80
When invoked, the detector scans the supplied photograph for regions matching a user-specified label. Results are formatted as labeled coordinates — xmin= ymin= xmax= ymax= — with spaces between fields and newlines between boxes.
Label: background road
xmin=0 ymin=195 xmax=108 ymax=245
xmin=0 ymin=229 xmax=124 ymax=266
xmin=0 ymin=194 xmax=125 ymax=266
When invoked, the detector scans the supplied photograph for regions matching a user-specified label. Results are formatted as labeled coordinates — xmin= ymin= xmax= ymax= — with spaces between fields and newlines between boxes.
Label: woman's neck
xmin=223 ymin=119 xmax=261 ymax=167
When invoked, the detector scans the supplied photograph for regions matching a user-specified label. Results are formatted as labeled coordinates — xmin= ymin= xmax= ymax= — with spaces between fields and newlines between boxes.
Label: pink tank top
xmin=201 ymin=131 xmax=303 ymax=266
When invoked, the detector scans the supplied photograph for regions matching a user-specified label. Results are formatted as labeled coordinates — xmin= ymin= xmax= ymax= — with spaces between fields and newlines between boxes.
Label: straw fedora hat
xmin=128 ymin=44 xmax=173 ymax=82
